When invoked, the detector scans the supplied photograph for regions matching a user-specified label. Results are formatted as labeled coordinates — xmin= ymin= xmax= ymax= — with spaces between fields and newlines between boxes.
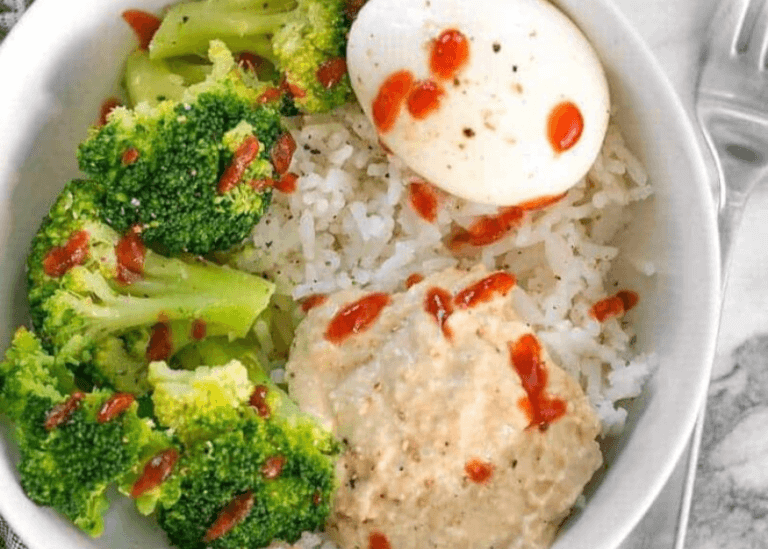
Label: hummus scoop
xmin=287 ymin=266 xmax=602 ymax=549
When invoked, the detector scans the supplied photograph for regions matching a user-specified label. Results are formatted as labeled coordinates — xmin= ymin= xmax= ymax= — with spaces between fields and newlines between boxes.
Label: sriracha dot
xmin=547 ymin=101 xmax=584 ymax=153
xmin=430 ymin=29 xmax=471 ymax=80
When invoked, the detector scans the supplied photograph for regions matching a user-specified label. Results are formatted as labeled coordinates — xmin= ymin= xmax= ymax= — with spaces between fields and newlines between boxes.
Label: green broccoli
xmin=141 ymin=349 xmax=340 ymax=549
xmin=123 ymin=49 xmax=210 ymax=106
xmin=147 ymin=0 xmax=355 ymax=113
xmin=78 ymin=41 xmax=292 ymax=255
xmin=0 ymin=328 xmax=166 ymax=537
xmin=0 ymin=328 xmax=74 ymax=422
xmin=27 ymin=178 xmax=275 ymax=393
xmin=122 ymin=48 xmax=284 ymax=109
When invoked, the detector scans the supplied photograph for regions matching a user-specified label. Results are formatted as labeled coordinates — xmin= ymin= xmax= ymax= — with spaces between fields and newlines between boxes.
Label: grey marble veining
xmin=687 ymin=337 xmax=768 ymax=549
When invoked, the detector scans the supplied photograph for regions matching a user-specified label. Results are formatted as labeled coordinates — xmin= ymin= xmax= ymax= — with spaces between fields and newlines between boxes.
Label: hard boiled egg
xmin=347 ymin=0 xmax=610 ymax=206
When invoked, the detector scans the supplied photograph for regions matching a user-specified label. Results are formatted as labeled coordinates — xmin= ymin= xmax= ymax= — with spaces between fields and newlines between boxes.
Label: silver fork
xmin=673 ymin=0 xmax=768 ymax=547
xmin=698 ymin=0 xmax=768 ymax=278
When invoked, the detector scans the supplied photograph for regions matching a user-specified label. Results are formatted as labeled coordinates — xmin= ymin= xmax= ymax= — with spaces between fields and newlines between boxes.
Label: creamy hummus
xmin=286 ymin=266 xmax=602 ymax=549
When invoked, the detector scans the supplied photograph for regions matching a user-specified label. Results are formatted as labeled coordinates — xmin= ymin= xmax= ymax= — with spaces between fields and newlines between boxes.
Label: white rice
xmin=238 ymin=104 xmax=657 ymax=440
xmin=237 ymin=105 xmax=659 ymax=549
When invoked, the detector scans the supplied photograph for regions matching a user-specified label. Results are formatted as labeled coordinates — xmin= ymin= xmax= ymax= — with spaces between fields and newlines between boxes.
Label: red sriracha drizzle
xmin=509 ymin=334 xmax=566 ymax=430
xmin=121 ymin=10 xmax=162 ymax=51
xmin=43 ymin=230 xmax=90 ymax=278
xmin=44 ymin=392 xmax=85 ymax=431
xmin=369 ymin=532 xmax=391 ymax=549
xmin=191 ymin=319 xmax=207 ymax=341
xmin=372 ymin=28 xmax=470 ymax=133
xmin=316 ymin=57 xmax=348 ymax=89
xmin=448 ymin=206 xmax=524 ymax=249
xmin=405 ymin=273 xmax=424 ymax=289
xmin=236 ymin=52 xmax=265 ymax=72
xmin=617 ymin=290 xmax=640 ymax=312
xmin=408 ymin=180 xmax=439 ymax=223
xmin=372 ymin=70 xmax=415 ymax=133
xmin=590 ymin=290 xmax=639 ymax=322
xmin=425 ymin=287 xmax=454 ymax=340
xmin=250 ymin=385 xmax=271 ymax=418
xmin=281 ymin=78 xmax=307 ymax=99
xmin=274 ymin=172 xmax=299 ymax=194
xmin=271 ymin=133 xmax=297 ymax=175
xmin=203 ymin=491 xmax=255 ymax=543
xmin=301 ymin=294 xmax=328 ymax=313
xmin=122 ymin=147 xmax=140 ymax=166
xmin=260 ymin=455 xmax=286 ymax=480
xmin=115 ymin=229 xmax=146 ymax=285
xmin=98 ymin=97 xmax=122 ymax=127
xmin=464 ymin=458 xmax=494 ymax=484
xmin=218 ymin=136 xmax=260 ymax=194
xmin=345 ymin=0 xmax=367 ymax=19
xmin=97 ymin=393 xmax=135 ymax=423
xmin=131 ymin=448 xmax=179 ymax=498
xmin=454 ymin=272 xmax=517 ymax=309
xmin=430 ymin=29 xmax=470 ymax=80
xmin=516 ymin=192 xmax=567 ymax=211
xmin=325 ymin=293 xmax=391 ymax=345
xmin=146 ymin=321 xmax=172 ymax=362
xmin=548 ymin=101 xmax=584 ymax=153
xmin=257 ymin=87 xmax=283 ymax=104
xmin=406 ymin=80 xmax=445 ymax=119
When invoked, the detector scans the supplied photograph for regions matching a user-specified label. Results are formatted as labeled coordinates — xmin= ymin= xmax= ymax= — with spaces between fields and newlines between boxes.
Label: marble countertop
xmin=614 ymin=0 xmax=768 ymax=547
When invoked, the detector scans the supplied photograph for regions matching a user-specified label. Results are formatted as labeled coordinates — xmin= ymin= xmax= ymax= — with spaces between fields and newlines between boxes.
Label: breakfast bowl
xmin=0 ymin=0 xmax=718 ymax=548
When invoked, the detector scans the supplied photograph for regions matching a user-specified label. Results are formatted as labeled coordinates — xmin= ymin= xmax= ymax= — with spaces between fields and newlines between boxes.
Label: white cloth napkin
xmin=0 ymin=2 xmax=34 ymax=547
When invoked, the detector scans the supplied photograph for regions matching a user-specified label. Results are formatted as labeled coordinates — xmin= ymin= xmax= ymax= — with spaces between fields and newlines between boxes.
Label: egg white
xmin=347 ymin=0 xmax=611 ymax=206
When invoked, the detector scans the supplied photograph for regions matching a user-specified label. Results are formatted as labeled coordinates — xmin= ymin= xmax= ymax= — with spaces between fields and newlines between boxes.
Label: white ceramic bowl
xmin=0 ymin=1 xmax=718 ymax=548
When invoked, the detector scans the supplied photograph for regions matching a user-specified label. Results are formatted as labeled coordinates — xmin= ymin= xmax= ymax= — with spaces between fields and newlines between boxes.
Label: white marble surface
xmin=614 ymin=0 xmax=768 ymax=547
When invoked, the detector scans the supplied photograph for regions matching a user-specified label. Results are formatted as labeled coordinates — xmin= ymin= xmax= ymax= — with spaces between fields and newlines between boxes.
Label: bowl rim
xmin=550 ymin=1 xmax=719 ymax=547
xmin=0 ymin=0 xmax=720 ymax=548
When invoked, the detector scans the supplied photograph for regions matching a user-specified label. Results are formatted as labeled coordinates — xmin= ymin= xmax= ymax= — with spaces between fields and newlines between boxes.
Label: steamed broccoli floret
xmin=148 ymin=360 xmax=252 ymax=444
xmin=148 ymin=0 xmax=355 ymax=113
xmin=17 ymin=389 xmax=163 ymax=536
xmin=78 ymin=41 xmax=290 ymax=254
xmin=0 ymin=329 xmax=165 ymax=537
xmin=145 ymin=350 xmax=341 ymax=549
xmin=0 ymin=328 xmax=74 ymax=422
xmin=27 ymin=179 xmax=275 ymax=393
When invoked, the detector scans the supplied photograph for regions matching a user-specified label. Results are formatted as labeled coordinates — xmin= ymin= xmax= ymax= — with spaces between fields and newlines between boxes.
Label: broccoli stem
xmin=149 ymin=0 xmax=295 ymax=61
xmin=123 ymin=50 xmax=187 ymax=106
xmin=64 ymin=257 xmax=274 ymax=343
xmin=69 ymin=292 xmax=259 ymax=340
xmin=117 ymin=252 xmax=268 ymax=303
xmin=165 ymin=57 xmax=212 ymax=84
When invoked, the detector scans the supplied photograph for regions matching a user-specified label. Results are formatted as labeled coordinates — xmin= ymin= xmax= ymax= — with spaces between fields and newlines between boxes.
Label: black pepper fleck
xmin=492 ymin=42 xmax=501 ymax=53
xmin=463 ymin=128 xmax=476 ymax=138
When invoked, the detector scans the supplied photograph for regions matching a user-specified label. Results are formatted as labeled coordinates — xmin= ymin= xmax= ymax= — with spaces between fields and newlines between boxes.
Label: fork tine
xmin=707 ymin=0 xmax=752 ymax=58
xmin=751 ymin=0 xmax=768 ymax=67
